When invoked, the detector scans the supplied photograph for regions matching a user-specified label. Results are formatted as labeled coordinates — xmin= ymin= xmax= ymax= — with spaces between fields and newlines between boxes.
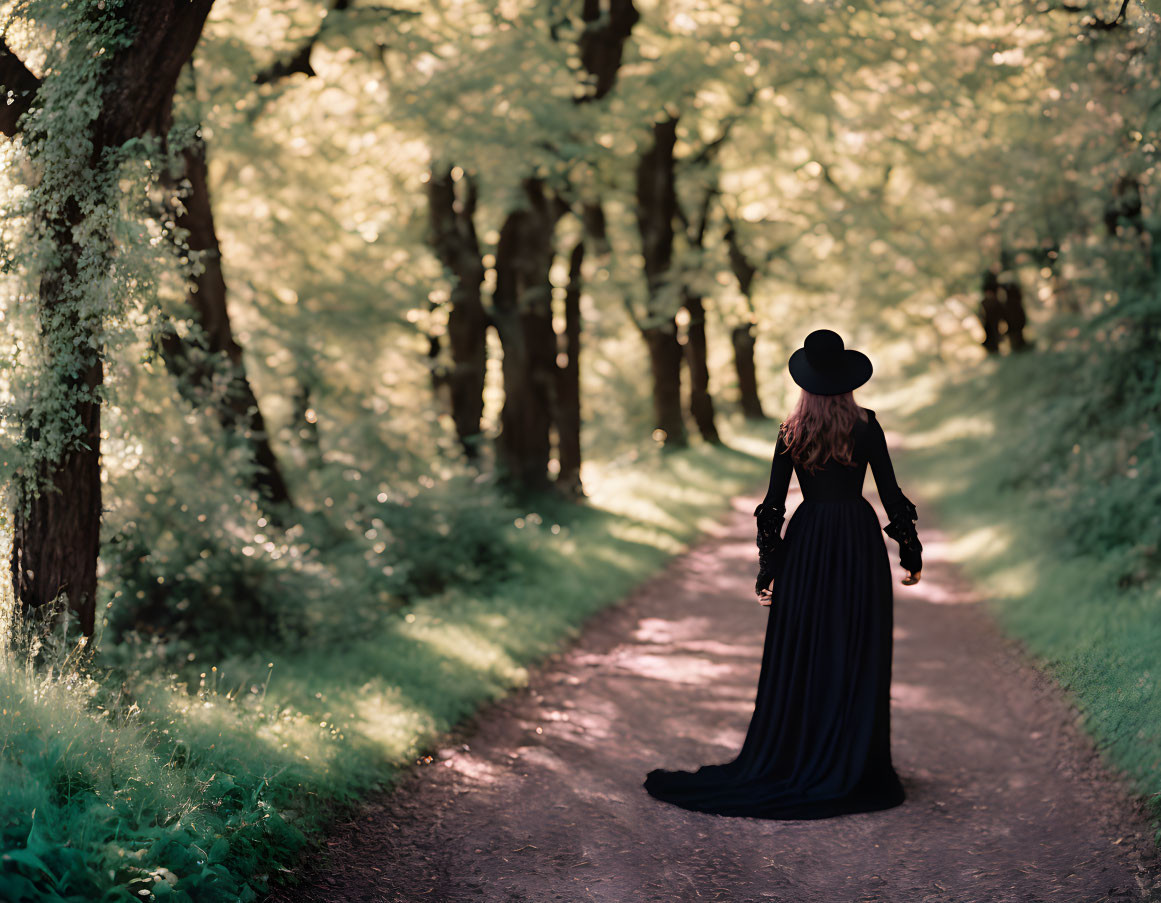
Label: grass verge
xmin=888 ymin=356 xmax=1161 ymax=844
xmin=0 ymin=415 xmax=779 ymax=903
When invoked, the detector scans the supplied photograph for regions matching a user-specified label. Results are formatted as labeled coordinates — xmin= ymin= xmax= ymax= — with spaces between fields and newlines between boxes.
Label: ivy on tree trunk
xmin=0 ymin=0 xmax=217 ymax=637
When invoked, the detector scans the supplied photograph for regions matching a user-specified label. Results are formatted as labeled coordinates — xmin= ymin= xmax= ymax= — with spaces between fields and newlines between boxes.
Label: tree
xmin=677 ymin=184 xmax=721 ymax=444
xmin=426 ymin=166 xmax=490 ymax=461
xmin=154 ymin=113 xmax=294 ymax=510
xmin=723 ymin=217 xmax=767 ymax=420
xmin=635 ymin=116 xmax=688 ymax=449
xmin=491 ymin=177 xmax=568 ymax=493
xmin=147 ymin=1 xmax=396 ymax=510
xmin=553 ymin=238 xmax=587 ymax=495
xmin=0 ymin=0 xmax=216 ymax=637
xmin=552 ymin=0 xmax=639 ymax=494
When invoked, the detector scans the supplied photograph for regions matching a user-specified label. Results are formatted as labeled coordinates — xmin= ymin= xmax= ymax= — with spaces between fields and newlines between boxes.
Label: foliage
xmin=98 ymin=350 xmax=524 ymax=660
xmin=960 ymin=4 xmax=1161 ymax=591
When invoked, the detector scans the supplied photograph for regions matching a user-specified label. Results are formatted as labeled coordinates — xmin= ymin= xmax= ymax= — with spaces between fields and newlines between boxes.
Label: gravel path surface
xmin=267 ymin=475 xmax=1161 ymax=903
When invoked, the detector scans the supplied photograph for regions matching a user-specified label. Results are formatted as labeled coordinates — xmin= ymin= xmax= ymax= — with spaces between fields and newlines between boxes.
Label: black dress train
xmin=643 ymin=408 xmax=922 ymax=819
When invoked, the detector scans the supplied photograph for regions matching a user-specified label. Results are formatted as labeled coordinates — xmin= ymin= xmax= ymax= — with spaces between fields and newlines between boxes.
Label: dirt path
xmin=268 ymin=477 xmax=1161 ymax=903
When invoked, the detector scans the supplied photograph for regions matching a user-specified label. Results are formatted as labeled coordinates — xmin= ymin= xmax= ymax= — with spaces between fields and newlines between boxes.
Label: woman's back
xmin=791 ymin=407 xmax=874 ymax=503
xmin=776 ymin=407 xmax=905 ymax=510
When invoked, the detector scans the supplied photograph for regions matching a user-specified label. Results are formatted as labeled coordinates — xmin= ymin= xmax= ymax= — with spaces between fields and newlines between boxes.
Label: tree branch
xmin=254 ymin=0 xmax=352 ymax=84
xmin=252 ymin=0 xmax=421 ymax=86
xmin=1089 ymin=0 xmax=1131 ymax=29
xmin=1046 ymin=0 xmax=1133 ymax=29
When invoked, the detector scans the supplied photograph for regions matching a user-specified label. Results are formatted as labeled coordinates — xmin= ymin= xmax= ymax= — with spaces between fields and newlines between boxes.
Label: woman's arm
xmin=866 ymin=414 xmax=923 ymax=577
xmin=761 ymin=429 xmax=793 ymax=512
xmin=754 ymin=429 xmax=793 ymax=597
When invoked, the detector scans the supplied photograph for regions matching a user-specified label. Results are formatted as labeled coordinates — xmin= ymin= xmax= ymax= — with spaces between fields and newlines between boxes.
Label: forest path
xmin=268 ymin=470 xmax=1161 ymax=903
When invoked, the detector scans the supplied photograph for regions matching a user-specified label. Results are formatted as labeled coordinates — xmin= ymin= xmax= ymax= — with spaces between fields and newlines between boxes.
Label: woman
xmin=643 ymin=328 xmax=922 ymax=819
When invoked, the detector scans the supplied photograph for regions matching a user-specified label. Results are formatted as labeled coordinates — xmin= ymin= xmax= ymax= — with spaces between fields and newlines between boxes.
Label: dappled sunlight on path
xmin=268 ymin=480 xmax=1160 ymax=903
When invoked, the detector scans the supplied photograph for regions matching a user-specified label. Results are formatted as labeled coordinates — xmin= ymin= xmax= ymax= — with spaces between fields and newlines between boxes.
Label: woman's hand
xmin=757 ymin=577 xmax=774 ymax=606
xmin=902 ymin=570 xmax=922 ymax=586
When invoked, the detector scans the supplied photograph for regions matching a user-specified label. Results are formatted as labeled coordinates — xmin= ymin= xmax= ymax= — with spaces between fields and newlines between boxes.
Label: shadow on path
xmin=267 ymin=478 xmax=1161 ymax=903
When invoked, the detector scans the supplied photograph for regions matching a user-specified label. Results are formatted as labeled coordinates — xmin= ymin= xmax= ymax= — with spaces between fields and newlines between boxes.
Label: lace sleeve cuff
xmin=754 ymin=502 xmax=787 ymax=593
xmin=883 ymin=494 xmax=922 ymax=573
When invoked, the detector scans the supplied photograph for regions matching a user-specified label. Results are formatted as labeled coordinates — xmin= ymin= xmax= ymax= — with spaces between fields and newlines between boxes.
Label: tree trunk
xmin=577 ymin=0 xmax=640 ymax=102
xmin=427 ymin=167 xmax=489 ymax=461
xmin=731 ymin=323 xmax=765 ymax=420
xmin=581 ymin=201 xmax=610 ymax=254
xmin=682 ymin=290 xmax=720 ymax=443
xmin=679 ymin=187 xmax=719 ymax=443
xmin=158 ymin=131 xmax=293 ymax=509
xmin=426 ymin=326 xmax=451 ymax=399
xmin=643 ymin=325 xmax=687 ymax=447
xmin=546 ymin=0 xmax=636 ymax=488
xmin=999 ymin=279 xmax=1029 ymax=351
xmin=554 ymin=240 xmax=585 ymax=496
xmin=2 ymin=0 xmax=217 ymax=637
xmin=12 ymin=203 xmax=102 ymax=636
xmin=491 ymin=178 xmax=561 ymax=494
xmin=635 ymin=117 xmax=687 ymax=449
xmin=724 ymin=220 xmax=767 ymax=420
xmin=979 ymin=271 xmax=1003 ymax=354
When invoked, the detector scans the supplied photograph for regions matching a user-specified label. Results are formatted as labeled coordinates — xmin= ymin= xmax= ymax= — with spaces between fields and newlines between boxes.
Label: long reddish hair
xmin=780 ymin=389 xmax=865 ymax=472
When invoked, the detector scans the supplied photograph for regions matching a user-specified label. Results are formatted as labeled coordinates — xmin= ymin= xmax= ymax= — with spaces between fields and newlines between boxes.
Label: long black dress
xmin=643 ymin=408 xmax=922 ymax=819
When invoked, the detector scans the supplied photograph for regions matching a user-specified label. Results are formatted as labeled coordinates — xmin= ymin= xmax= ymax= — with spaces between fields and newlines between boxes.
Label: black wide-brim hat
xmin=788 ymin=329 xmax=873 ymax=395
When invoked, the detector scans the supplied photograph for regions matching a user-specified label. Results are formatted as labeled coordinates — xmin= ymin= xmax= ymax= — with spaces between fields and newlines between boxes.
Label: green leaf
xmin=207 ymin=838 xmax=229 ymax=864
xmin=2 ymin=847 xmax=55 ymax=877
xmin=0 ymin=871 xmax=45 ymax=902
